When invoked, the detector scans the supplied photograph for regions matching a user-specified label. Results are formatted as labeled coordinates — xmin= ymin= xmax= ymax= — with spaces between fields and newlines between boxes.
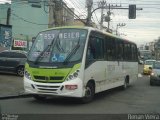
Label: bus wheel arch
xmin=126 ymin=75 xmax=130 ymax=85
xmin=81 ymin=79 xmax=95 ymax=103
xmin=122 ymin=75 xmax=130 ymax=90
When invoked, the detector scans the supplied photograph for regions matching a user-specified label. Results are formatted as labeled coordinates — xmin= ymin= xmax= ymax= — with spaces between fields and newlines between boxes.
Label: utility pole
xmin=105 ymin=4 xmax=113 ymax=32
xmin=48 ymin=0 xmax=63 ymax=28
xmin=99 ymin=2 xmax=121 ymax=31
xmin=6 ymin=7 xmax=11 ymax=25
xmin=54 ymin=0 xmax=63 ymax=27
xmin=98 ymin=0 xmax=106 ymax=30
xmin=48 ymin=0 xmax=55 ymax=28
xmin=86 ymin=0 xmax=93 ymax=26
xmin=107 ymin=4 xmax=110 ymax=31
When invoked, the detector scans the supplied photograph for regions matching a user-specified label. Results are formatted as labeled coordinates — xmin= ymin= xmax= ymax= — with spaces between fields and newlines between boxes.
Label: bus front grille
xmin=35 ymin=85 xmax=61 ymax=93
xmin=50 ymin=76 xmax=64 ymax=80
xmin=33 ymin=76 xmax=64 ymax=83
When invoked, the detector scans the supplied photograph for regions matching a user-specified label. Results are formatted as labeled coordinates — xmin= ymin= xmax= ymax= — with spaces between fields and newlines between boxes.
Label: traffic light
xmin=129 ymin=4 xmax=136 ymax=19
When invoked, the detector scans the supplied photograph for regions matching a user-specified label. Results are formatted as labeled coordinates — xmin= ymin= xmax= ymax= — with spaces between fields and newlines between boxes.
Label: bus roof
xmin=42 ymin=26 xmax=136 ymax=45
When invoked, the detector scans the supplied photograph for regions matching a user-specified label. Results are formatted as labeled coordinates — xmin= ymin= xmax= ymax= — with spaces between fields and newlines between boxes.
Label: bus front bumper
xmin=24 ymin=77 xmax=83 ymax=98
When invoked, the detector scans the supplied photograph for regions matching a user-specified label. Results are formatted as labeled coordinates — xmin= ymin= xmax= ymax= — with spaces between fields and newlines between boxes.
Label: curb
xmin=0 ymin=93 xmax=33 ymax=100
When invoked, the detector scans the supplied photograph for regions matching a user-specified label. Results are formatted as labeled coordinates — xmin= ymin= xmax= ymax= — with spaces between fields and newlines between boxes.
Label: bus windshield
xmin=28 ymin=28 xmax=87 ymax=63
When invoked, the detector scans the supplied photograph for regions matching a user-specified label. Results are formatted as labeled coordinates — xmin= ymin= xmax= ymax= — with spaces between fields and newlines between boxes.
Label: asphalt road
xmin=0 ymin=65 xmax=160 ymax=120
xmin=0 ymin=72 xmax=24 ymax=96
xmin=0 ymin=74 xmax=160 ymax=114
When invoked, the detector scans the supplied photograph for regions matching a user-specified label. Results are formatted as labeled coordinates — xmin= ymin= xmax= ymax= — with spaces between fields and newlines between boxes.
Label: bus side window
xmin=105 ymin=37 xmax=115 ymax=61
xmin=87 ymin=40 xmax=96 ymax=60
xmin=124 ymin=43 xmax=128 ymax=61
xmin=87 ymin=36 xmax=104 ymax=61
xmin=115 ymin=40 xmax=124 ymax=61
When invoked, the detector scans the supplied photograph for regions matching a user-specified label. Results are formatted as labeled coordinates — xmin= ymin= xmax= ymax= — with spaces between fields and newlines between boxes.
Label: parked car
xmin=143 ymin=59 xmax=156 ymax=75
xmin=150 ymin=61 xmax=160 ymax=86
xmin=0 ymin=50 xmax=27 ymax=76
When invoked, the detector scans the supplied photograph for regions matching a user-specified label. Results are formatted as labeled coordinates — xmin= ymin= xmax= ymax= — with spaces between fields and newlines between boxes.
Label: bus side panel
xmin=103 ymin=61 xmax=124 ymax=91
xmin=84 ymin=61 xmax=106 ymax=93
xmin=122 ymin=62 xmax=138 ymax=84
xmin=84 ymin=61 xmax=138 ymax=95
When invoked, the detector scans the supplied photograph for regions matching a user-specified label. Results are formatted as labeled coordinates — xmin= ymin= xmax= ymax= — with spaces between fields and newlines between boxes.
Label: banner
xmin=14 ymin=40 xmax=27 ymax=48
xmin=0 ymin=24 xmax=12 ymax=48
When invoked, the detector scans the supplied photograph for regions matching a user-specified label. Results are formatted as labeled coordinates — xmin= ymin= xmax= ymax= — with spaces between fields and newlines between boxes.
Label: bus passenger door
xmin=85 ymin=34 xmax=106 ymax=93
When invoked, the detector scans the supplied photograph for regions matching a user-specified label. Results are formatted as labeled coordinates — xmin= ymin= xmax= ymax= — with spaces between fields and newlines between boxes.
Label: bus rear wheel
xmin=122 ymin=77 xmax=129 ymax=90
xmin=81 ymin=82 xmax=95 ymax=103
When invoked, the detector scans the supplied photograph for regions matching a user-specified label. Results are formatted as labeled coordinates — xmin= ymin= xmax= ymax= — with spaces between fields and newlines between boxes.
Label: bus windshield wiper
xmin=63 ymin=37 xmax=81 ymax=64
xmin=34 ymin=31 xmax=60 ymax=64
xmin=63 ymin=44 xmax=80 ymax=64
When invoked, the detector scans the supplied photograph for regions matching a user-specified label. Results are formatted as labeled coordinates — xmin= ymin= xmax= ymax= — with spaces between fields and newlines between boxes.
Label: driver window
xmin=87 ymin=36 xmax=104 ymax=61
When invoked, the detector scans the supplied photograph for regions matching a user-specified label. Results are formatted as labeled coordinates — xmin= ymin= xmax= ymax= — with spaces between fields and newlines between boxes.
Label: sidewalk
xmin=0 ymin=72 xmax=25 ymax=97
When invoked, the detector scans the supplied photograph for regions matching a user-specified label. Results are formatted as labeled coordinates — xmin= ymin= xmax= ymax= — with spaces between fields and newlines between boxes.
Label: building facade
xmin=0 ymin=3 xmax=10 ymax=25
xmin=48 ymin=1 xmax=74 ymax=28
xmin=0 ymin=0 xmax=75 ymax=51
xmin=11 ymin=0 xmax=49 ymax=50
xmin=0 ymin=3 xmax=11 ymax=51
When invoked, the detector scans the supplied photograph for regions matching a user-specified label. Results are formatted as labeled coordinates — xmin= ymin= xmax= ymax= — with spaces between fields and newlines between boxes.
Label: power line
xmin=72 ymin=0 xmax=87 ymax=17
xmin=92 ymin=6 xmax=100 ymax=24
xmin=11 ymin=12 xmax=49 ymax=25
xmin=70 ymin=1 xmax=86 ymax=18
xmin=63 ymin=0 xmax=86 ymax=19
xmin=75 ymin=0 xmax=85 ymax=8
xmin=62 ymin=1 xmax=86 ymax=25
xmin=94 ymin=1 xmax=160 ymax=6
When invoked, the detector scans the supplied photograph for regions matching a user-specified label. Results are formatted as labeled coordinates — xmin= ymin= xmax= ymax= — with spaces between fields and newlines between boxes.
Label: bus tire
xmin=81 ymin=82 xmax=95 ymax=103
xmin=33 ymin=95 xmax=46 ymax=101
xmin=122 ymin=77 xmax=129 ymax=90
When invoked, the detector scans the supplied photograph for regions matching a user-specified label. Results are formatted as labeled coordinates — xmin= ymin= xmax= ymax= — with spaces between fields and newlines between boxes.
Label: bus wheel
xmin=33 ymin=95 xmax=46 ymax=101
xmin=81 ymin=82 xmax=95 ymax=103
xmin=122 ymin=77 xmax=129 ymax=90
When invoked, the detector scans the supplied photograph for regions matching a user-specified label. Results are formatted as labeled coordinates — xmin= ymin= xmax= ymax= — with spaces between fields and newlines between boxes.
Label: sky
xmin=1 ymin=0 xmax=160 ymax=47
xmin=64 ymin=0 xmax=160 ymax=47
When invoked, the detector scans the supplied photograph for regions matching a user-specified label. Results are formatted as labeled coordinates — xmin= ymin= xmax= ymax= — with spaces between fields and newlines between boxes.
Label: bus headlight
xmin=66 ymin=69 xmax=80 ymax=81
xmin=24 ymin=70 xmax=32 ymax=80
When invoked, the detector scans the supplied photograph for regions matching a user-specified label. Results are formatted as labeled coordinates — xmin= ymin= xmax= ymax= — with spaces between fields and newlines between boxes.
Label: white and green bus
xmin=24 ymin=26 xmax=138 ymax=102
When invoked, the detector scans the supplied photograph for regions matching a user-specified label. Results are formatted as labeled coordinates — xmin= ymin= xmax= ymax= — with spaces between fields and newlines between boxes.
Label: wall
xmin=11 ymin=0 xmax=49 ymax=50
xmin=0 ymin=3 xmax=10 ymax=25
